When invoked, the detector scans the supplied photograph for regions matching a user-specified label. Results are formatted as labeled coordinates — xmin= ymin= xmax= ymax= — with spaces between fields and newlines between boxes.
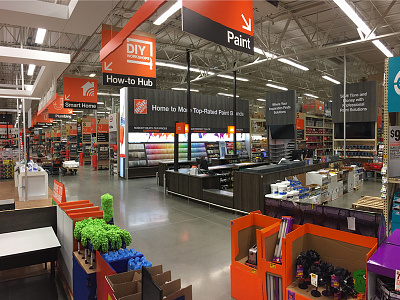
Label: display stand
xmin=17 ymin=167 xmax=48 ymax=201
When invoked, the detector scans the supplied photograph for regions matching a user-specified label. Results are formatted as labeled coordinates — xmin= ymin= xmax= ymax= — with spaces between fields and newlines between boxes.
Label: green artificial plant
xmin=101 ymin=193 xmax=114 ymax=222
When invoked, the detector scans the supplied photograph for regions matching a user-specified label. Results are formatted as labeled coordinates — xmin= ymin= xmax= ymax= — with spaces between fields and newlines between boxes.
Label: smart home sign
xmin=63 ymin=76 xmax=98 ymax=109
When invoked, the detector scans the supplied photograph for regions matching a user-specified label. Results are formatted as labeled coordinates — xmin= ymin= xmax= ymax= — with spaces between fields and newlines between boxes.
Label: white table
xmin=0 ymin=227 xmax=60 ymax=277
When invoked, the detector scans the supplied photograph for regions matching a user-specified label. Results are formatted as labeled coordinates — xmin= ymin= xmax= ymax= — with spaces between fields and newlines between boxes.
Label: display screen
xmin=334 ymin=122 xmax=375 ymax=139
xmin=270 ymin=124 xmax=295 ymax=139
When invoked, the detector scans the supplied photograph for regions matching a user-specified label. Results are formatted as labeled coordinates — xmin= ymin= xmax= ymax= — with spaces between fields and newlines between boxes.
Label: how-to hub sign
xmin=182 ymin=0 xmax=254 ymax=55
xmin=101 ymin=25 xmax=156 ymax=89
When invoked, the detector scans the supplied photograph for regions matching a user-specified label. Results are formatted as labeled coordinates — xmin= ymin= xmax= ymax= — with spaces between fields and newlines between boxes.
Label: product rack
xmin=205 ymin=142 xmax=220 ymax=160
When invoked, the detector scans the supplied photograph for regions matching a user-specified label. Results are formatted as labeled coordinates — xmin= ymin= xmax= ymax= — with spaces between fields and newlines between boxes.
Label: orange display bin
xmin=285 ymin=223 xmax=377 ymax=300
xmin=230 ymin=211 xmax=280 ymax=300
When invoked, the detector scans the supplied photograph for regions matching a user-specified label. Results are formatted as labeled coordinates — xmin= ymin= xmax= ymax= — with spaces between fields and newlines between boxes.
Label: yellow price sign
xmin=270 ymin=263 xmax=276 ymax=269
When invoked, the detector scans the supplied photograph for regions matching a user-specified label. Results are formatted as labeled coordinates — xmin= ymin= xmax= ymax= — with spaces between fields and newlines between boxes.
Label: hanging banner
xmin=265 ymin=90 xmax=297 ymax=126
xmin=101 ymin=25 xmax=156 ymax=89
xmin=48 ymin=95 xmax=73 ymax=119
xmin=389 ymin=56 xmax=400 ymax=112
xmin=126 ymin=88 xmax=249 ymax=133
xmin=182 ymin=0 xmax=254 ymax=54
xmin=332 ymin=81 xmax=377 ymax=123
xmin=35 ymin=111 xmax=53 ymax=126
xmin=63 ymin=76 xmax=97 ymax=109
xmin=0 ymin=114 xmax=12 ymax=125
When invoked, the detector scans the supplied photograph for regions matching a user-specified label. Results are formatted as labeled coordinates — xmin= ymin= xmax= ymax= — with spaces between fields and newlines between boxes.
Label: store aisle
xmin=50 ymin=166 xmax=237 ymax=300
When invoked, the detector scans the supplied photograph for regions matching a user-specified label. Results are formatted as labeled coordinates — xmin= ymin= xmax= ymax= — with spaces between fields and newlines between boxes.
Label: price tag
xmin=311 ymin=273 xmax=318 ymax=287
xmin=252 ymin=269 xmax=257 ymax=274
xmin=270 ymin=263 xmax=276 ymax=269
xmin=347 ymin=217 xmax=356 ymax=231
xmin=395 ymin=270 xmax=400 ymax=292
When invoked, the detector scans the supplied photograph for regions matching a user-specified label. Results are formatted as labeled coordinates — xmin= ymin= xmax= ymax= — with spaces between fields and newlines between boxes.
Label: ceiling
xmin=0 ymin=0 xmax=399 ymax=124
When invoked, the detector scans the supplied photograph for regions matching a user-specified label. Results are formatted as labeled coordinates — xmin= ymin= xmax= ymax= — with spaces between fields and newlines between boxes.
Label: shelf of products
xmin=304 ymin=115 xmax=333 ymax=157
xmin=251 ymin=137 xmax=268 ymax=159
xmin=226 ymin=141 xmax=249 ymax=160
xmin=269 ymin=144 xmax=285 ymax=163
xmin=205 ymin=142 xmax=220 ymax=160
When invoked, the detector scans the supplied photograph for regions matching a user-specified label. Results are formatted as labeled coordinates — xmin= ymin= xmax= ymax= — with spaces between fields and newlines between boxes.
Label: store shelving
xmin=251 ymin=137 xmax=268 ymax=160
xmin=304 ymin=115 xmax=333 ymax=157
xmin=205 ymin=142 xmax=220 ymax=160
xmin=226 ymin=141 xmax=249 ymax=160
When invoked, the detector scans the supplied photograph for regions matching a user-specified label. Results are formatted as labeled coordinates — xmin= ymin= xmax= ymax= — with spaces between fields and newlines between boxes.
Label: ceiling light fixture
xmin=277 ymin=58 xmax=309 ymax=71
xmin=304 ymin=93 xmax=319 ymax=99
xmin=257 ymin=98 xmax=266 ymax=102
xmin=217 ymin=93 xmax=238 ymax=98
xmin=35 ymin=28 xmax=47 ymax=44
xmin=171 ymin=87 xmax=200 ymax=92
xmin=332 ymin=0 xmax=393 ymax=57
xmin=266 ymin=83 xmax=288 ymax=91
xmin=0 ymin=95 xmax=41 ymax=100
xmin=254 ymin=47 xmax=277 ymax=59
xmin=322 ymin=75 xmax=340 ymax=84
xmin=153 ymin=0 xmax=182 ymax=25
xmin=156 ymin=61 xmax=214 ymax=75
xmin=89 ymin=73 xmax=96 ymax=77
xmin=217 ymin=74 xmax=249 ymax=82
xmin=74 ymin=110 xmax=83 ymax=113
xmin=97 ymin=102 xmax=104 ymax=105
xmin=97 ymin=92 xmax=120 ymax=96
xmin=27 ymin=64 xmax=35 ymax=76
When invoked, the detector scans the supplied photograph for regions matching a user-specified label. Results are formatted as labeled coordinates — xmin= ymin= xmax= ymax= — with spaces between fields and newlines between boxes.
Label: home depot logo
xmin=134 ymin=99 xmax=147 ymax=114
xmin=126 ymin=38 xmax=153 ymax=70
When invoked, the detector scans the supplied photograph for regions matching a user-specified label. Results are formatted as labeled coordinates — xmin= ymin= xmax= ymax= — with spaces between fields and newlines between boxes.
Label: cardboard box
xmin=106 ymin=265 xmax=163 ymax=288
xmin=306 ymin=171 xmax=330 ymax=186
xmin=302 ymin=99 xmax=325 ymax=116
xmin=113 ymin=281 xmax=141 ymax=300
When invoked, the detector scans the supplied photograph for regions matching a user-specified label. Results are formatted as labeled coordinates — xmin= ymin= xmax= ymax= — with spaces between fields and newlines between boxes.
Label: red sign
xmin=97 ymin=124 xmax=109 ymax=133
xmin=134 ymin=99 xmax=148 ymax=114
xmin=53 ymin=179 xmax=66 ymax=204
xmin=36 ymin=111 xmax=53 ymax=125
xmin=102 ymin=26 xmax=156 ymax=89
xmin=176 ymin=122 xmax=186 ymax=134
xmin=48 ymin=94 xmax=73 ymax=117
xmin=63 ymin=76 xmax=97 ymax=109
xmin=296 ymin=118 xmax=305 ymax=130
xmin=182 ymin=0 xmax=254 ymax=54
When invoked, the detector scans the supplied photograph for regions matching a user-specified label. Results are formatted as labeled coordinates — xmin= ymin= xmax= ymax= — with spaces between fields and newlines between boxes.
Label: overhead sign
xmin=63 ymin=76 xmax=98 ymax=109
xmin=35 ymin=111 xmax=53 ymax=126
xmin=389 ymin=57 xmax=400 ymax=112
xmin=182 ymin=0 xmax=254 ymax=54
xmin=332 ymin=81 xmax=377 ymax=123
xmin=265 ymin=90 xmax=296 ymax=126
xmin=0 ymin=114 xmax=12 ymax=125
xmin=127 ymin=88 xmax=249 ymax=133
xmin=101 ymin=25 xmax=156 ymax=89
xmin=48 ymin=95 xmax=73 ymax=119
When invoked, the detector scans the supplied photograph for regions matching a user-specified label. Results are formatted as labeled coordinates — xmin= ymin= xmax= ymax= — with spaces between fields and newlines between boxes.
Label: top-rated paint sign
xmin=182 ymin=0 xmax=254 ymax=54
xmin=101 ymin=25 xmax=156 ymax=89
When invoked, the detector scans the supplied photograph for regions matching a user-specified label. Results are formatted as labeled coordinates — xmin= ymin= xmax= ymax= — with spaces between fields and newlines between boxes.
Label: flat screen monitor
xmin=334 ymin=122 xmax=375 ymax=139
xmin=142 ymin=266 xmax=162 ymax=300
xmin=270 ymin=124 xmax=295 ymax=139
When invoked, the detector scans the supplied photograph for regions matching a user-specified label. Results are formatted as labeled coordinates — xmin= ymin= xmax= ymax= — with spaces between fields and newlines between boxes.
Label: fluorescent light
xmin=257 ymin=98 xmax=266 ymax=102
xmin=171 ymin=87 xmax=200 ymax=92
xmin=97 ymin=112 xmax=106 ymax=114
xmin=154 ymin=0 xmax=182 ymax=25
xmin=322 ymin=75 xmax=340 ymax=84
xmin=277 ymin=58 xmax=309 ymax=71
xmin=97 ymin=102 xmax=104 ymax=105
xmin=35 ymin=28 xmax=47 ymax=44
xmin=217 ymin=74 xmax=249 ymax=82
xmin=266 ymin=83 xmax=288 ymax=91
xmin=72 ymin=114 xmax=77 ymax=116
xmin=27 ymin=64 xmax=35 ymax=76
xmin=259 ymin=106 xmax=263 ymax=109
xmin=217 ymin=93 xmax=238 ymax=97
xmin=0 ymin=95 xmax=41 ymax=100
xmin=304 ymin=93 xmax=319 ymax=99
xmin=333 ymin=0 xmax=393 ymax=57
xmin=74 ymin=110 xmax=83 ymax=113
xmin=372 ymin=40 xmax=393 ymax=57
xmin=98 ymin=92 xmax=120 ymax=96
xmin=25 ymin=85 xmax=33 ymax=91
xmin=89 ymin=73 xmax=96 ymax=77
xmin=254 ymin=47 xmax=277 ymax=59
xmin=19 ymin=104 xmax=22 ymax=109
xmin=156 ymin=61 xmax=214 ymax=74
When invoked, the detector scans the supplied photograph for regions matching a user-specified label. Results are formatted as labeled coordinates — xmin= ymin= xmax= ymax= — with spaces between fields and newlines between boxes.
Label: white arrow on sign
xmin=127 ymin=57 xmax=153 ymax=70
xmin=241 ymin=14 xmax=252 ymax=32
xmin=104 ymin=61 xmax=113 ymax=71
xmin=65 ymin=94 xmax=70 ymax=101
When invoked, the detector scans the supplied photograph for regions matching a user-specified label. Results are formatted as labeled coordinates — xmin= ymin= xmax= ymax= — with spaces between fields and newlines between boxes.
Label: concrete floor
xmin=0 ymin=167 xmax=383 ymax=299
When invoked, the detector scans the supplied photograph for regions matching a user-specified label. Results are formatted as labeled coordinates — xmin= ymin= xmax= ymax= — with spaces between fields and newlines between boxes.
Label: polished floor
xmin=0 ymin=167 xmax=382 ymax=299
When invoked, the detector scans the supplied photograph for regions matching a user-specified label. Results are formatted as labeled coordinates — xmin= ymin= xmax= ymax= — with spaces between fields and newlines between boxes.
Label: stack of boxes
xmin=0 ymin=159 xmax=13 ymax=179
xmin=302 ymin=99 xmax=325 ymax=116
xmin=306 ymin=171 xmax=330 ymax=203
